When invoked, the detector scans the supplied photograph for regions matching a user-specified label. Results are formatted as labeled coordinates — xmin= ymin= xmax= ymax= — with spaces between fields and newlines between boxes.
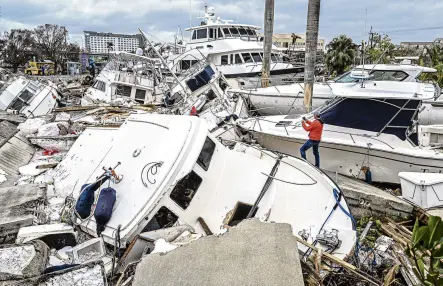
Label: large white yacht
xmin=53 ymin=114 xmax=356 ymax=259
xmin=237 ymin=89 xmax=443 ymax=184
xmin=229 ymin=65 xmax=443 ymax=124
xmin=165 ymin=7 xmax=301 ymax=78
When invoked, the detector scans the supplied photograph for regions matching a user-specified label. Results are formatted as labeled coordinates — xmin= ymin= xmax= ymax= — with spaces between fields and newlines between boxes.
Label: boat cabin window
xmin=180 ymin=60 xmax=198 ymax=70
xmin=370 ymin=70 xmax=408 ymax=81
xmin=192 ymin=31 xmax=197 ymax=40
xmin=9 ymin=98 xmax=26 ymax=111
xmin=271 ymin=53 xmax=278 ymax=62
xmin=230 ymin=54 xmax=233 ymax=64
xmin=242 ymin=53 xmax=253 ymax=63
xmin=93 ymin=80 xmax=106 ymax=92
xmin=235 ymin=54 xmax=243 ymax=64
xmin=143 ymin=206 xmax=178 ymax=232
xmin=196 ymin=29 xmax=207 ymax=39
xmin=186 ymin=65 xmax=215 ymax=92
xmin=170 ymin=170 xmax=202 ymax=210
xmin=246 ymin=28 xmax=255 ymax=36
xmin=217 ymin=28 xmax=223 ymax=38
xmin=19 ymin=90 xmax=33 ymax=102
xmin=228 ymin=202 xmax=258 ymax=226
xmin=229 ymin=27 xmax=239 ymax=36
xmin=116 ymin=84 xmax=132 ymax=97
xmin=334 ymin=71 xmax=357 ymax=83
xmin=221 ymin=55 xmax=229 ymax=65
xmin=197 ymin=137 xmax=216 ymax=171
xmin=209 ymin=28 xmax=215 ymax=39
xmin=238 ymin=27 xmax=248 ymax=36
xmin=135 ymin=89 xmax=146 ymax=103
xmin=251 ymin=53 xmax=262 ymax=63
xmin=223 ymin=28 xmax=231 ymax=37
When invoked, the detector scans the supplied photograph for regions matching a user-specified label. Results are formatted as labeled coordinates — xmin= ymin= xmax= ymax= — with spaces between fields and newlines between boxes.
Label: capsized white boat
xmin=237 ymin=90 xmax=443 ymax=184
xmin=0 ymin=71 xmax=59 ymax=117
xmin=53 ymin=114 xmax=356 ymax=259
xmin=82 ymin=51 xmax=166 ymax=106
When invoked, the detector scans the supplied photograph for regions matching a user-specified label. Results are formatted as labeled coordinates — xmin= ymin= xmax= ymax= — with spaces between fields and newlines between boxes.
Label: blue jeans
xmin=300 ymin=139 xmax=320 ymax=167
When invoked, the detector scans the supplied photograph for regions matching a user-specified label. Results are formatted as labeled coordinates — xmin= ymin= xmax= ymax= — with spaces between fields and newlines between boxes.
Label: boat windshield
xmin=335 ymin=69 xmax=410 ymax=83
xmin=317 ymin=96 xmax=420 ymax=143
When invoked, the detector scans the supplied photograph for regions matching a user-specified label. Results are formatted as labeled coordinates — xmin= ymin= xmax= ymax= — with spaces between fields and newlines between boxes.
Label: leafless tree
xmin=2 ymin=29 xmax=35 ymax=72
xmin=34 ymin=24 xmax=68 ymax=70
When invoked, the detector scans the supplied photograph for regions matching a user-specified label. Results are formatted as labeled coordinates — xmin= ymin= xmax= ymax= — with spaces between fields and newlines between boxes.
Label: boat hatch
xmin=275 ymin=120 xmax=292 ymax=127
xmin=186 ymin=66 xmax=215 ymax=92
xmin=227 ymin=202 xmax=258 ymax=227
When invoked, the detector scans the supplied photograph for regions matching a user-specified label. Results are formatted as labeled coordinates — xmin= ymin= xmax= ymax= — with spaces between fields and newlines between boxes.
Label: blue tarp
xmin=320 ymin=98 xmax=420 ymax=141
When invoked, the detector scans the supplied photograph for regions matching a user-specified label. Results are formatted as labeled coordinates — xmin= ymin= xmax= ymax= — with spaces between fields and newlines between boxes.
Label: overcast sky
xmin=1 ymin=0 xmax=443 ymax=46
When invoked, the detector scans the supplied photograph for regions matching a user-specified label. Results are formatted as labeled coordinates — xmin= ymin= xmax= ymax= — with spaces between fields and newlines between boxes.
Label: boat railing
xmin=218 ymin=137 xmax=318 ymax=185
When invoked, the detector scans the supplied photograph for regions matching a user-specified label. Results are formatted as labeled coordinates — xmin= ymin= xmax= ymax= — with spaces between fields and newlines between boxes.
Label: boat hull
xmin=250 ymin=131 xmax=443 ymax=184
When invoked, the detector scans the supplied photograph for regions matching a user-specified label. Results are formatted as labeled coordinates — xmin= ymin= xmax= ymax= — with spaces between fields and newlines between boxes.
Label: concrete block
xmin=0 ymin=240 xmax=49 ymax=282
xmin=326 ymin=171 xmax=413 ymax=220
xmin=0 ymin=184 xmax=47 ymax=244
xmin=133 ymin=219 xmax=304 ymax=286
xmin=16 ymin=223 xmax=76 ymax=250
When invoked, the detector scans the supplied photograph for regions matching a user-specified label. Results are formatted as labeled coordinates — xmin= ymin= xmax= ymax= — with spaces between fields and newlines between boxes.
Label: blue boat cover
xmin=94 ymin=187 xmax=117 ymax=236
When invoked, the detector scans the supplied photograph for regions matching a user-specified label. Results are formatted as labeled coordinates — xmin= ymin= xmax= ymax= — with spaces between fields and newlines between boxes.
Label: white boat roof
xmin=110 ymin=51 xmax=161 ymax=64
xmin=185 ymin=23 xmax=260 ymax=32
xmin=355 ymin=64 xmax=437 ymax=73
xmin=399 ymin=172 xmax=443 ymax=185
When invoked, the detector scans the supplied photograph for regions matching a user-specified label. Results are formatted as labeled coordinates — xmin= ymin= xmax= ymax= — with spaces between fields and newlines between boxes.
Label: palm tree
xmin=325 ymin=35 xmax=357 ymax=76
xmin=304 ymin=0 xmax=321 ymax=112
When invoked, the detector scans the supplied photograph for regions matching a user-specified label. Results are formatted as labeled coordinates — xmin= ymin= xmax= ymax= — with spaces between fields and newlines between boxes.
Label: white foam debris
xmin=0 ymin=245 xmax=35 ymax=275
xmin=41 ymin=265 xmax=105 ymax=286
xmin=77 ymin=250 xmax=100 ymax=263
xmin=18 ymin=118 xmax=46 ymax=135
xmin=0 ymin=168 xmax=7 ymax=185
xmin=19 ymin=162 xmax=47 ymax=176
xmin=15 ymin=175 xmax=35 ymax=186
xmin=46 ymin=197 xmax=65 ymax=222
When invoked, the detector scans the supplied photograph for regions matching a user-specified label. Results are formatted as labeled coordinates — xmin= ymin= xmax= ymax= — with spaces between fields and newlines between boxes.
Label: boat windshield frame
xmin=313 ymin=96 xmax=421 ymax=145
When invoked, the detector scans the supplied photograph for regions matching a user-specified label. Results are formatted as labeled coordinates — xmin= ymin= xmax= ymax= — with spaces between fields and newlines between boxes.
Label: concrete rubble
xmin=133 ymin=219 xmax=304 ymax=286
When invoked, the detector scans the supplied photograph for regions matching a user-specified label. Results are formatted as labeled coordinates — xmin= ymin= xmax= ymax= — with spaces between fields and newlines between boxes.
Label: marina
xmin=0 ymin=1 xmax=443 ymax=285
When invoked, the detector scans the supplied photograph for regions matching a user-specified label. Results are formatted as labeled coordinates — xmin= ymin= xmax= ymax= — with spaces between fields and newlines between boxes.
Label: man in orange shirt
xmin=300 ymin=111 xmax=324 ymax=167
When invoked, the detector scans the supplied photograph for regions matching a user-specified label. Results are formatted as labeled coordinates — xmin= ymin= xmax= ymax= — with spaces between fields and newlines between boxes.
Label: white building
xmin=84 ymin=31 xmax=143 ymax=54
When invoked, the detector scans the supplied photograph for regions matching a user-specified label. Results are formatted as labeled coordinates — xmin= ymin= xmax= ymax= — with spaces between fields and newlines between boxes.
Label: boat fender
xmin=75 ymin=184 xmax=97 ymax=219
xmin=94 ymin=187 xmax=117 ymax=236
xmin=75 ymin=177 xmax=109 ymax=219
xmin=365 ymin=169 xmax=372 ymax=184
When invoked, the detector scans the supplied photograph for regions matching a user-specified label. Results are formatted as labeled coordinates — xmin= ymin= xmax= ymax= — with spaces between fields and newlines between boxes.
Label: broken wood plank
xmin=381 ymin=225 xmax=408 ymax=247
xmin=295 ymin=237 xmax=380 ymax=286
xmin=27 ymin=134 xmax=79 ymax=140
xmin=197 ymin=217 xmax=213 ymax=235
xmin=36 ymin=163 xmax=58 ymax=169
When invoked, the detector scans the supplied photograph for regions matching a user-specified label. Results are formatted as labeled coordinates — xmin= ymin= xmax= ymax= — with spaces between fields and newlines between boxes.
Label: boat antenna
xmin=189 ymin=0 xmax=192 ymax=28
xmin=361 ymin=8 xmax=367 ymax=88
xmin=138 ymin=28 xmax=188 ymax=98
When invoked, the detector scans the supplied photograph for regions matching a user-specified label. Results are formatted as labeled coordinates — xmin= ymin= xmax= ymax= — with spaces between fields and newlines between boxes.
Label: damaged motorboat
xmin=237 ymin=90 xmax=443 ymax=184
xmin=52 ymin=114 xmax=356 ymax=260
xmin=0 ymin=70 xmax=60 ymax=117
xmin=81 ymin=51 xmax=166 ymax=106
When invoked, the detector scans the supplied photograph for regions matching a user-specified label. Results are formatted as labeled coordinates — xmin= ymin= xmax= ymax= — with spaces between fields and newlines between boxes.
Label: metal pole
xmin=303 ymin=0 xmax=321 ymax=113
xmin=261 ymin=0 xmax=274 ymax=88
xmin=138 ymin=29 xmax=187 ymax=96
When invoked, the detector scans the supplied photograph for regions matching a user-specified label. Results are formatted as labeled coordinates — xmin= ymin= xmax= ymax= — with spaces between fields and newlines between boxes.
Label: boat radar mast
xmin=198 ymin=6 xmax=233 ymax=25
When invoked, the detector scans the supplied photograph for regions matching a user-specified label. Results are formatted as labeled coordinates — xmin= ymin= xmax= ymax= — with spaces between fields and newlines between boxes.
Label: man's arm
xmin=302 ymin=120 xmax=313 ymax=131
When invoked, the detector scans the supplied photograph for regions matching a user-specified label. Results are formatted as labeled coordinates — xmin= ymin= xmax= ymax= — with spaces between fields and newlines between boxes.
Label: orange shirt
xmin=302 ymin=119 xmax=323 ymax=141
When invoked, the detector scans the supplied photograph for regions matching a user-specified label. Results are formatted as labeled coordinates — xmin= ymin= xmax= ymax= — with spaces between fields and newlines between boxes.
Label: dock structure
xmin=325 ymin=171 xmax=413 ymax=220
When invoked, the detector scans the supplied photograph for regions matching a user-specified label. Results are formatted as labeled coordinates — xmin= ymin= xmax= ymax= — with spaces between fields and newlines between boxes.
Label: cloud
xmin=1 ymin=0 xmax=443 ymax=45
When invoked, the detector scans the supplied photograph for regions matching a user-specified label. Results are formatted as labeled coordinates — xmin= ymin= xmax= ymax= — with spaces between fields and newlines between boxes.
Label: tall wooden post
xmin=262 ymin=0 xmax=274 ymax=88
xmin=304 ymin=0 xmax=321 ymax=112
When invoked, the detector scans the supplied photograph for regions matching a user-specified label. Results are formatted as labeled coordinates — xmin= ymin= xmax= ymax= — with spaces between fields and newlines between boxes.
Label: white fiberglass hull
xmin=250 ymin=131 xmax=443 ymax=184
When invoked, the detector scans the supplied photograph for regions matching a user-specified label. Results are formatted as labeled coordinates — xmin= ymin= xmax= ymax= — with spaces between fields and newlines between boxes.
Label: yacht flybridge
xmin=237 ymin=90 xmax=443 ymax=184
xmin=166 ymin=7 xmax=302 ymax=78
xmin=53 ymin=114 xmax=356 ymax=259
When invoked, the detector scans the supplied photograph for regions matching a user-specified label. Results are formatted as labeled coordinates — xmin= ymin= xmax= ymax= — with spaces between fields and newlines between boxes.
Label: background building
xmin=258 ymin=33 xmax=326 ymax=52
xmin=84 ymin=31 xmax=143 ymax=54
